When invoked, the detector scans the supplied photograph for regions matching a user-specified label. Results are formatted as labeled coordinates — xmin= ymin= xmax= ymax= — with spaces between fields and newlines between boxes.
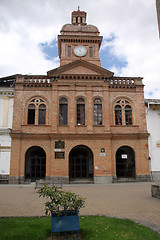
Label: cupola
xmin=71 ymin=6 xmax=87 ymax=25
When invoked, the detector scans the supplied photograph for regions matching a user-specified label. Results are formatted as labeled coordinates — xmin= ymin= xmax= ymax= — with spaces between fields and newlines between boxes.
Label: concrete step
xmin=70 ymin=178 xmax=94 ymax=184
xmin=113 ymin=178 xmax=137 ymax=183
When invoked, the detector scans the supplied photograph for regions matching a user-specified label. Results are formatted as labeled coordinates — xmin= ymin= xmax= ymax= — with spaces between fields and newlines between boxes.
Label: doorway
xmin=69 ymin=145 xmax=94 ymax=181
xmin=25 ymin=146 xmax=46 ymax=181
xmin=116 ymin=146 xmax=135 ymax=178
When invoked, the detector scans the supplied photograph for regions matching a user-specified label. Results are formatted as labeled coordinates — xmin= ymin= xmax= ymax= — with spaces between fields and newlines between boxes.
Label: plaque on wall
xmin=100 ymin=153 xmax=106 ymax=156
xmin=55 ymin=152 xmax=65 ymax=159
xmin=55 ymin=140 xmax=65 ymax=149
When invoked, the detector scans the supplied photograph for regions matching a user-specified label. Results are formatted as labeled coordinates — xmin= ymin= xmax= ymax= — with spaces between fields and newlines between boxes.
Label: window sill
xmin=93 ymin=125 xmax=104 ymax=127
xmin=57 ymin=125 xmax=69 ymax=127
xmin=111 ymin=125 xmax=138 ymax=127
xmin=75 ymin=125 xmax=87 ymax=127
xmin=23 ymin=124 xmax=51 ymax=126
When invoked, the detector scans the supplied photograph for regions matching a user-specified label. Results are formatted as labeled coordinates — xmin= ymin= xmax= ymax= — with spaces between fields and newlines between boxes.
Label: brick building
xmin=7 ymin=9 xmax=150 ymax=184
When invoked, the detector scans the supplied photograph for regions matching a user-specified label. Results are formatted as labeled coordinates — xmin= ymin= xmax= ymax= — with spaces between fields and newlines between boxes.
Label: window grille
xmin=38 ymin=104 xmax=46 ymax=124
xmin=77 ymin=98 xmax=85 ymax=125
xmin=94 ymin=98 xmax=102 ymax=125
xmin=125 ymin=105 xmax=132 ymax=125
xmin=115 ymin=105 xmax=122 ymax=125
xmin=59 ymin=98 xmax=68 ymax=125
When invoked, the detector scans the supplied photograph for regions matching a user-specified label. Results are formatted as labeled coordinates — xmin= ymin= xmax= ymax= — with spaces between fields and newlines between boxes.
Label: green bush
xmin=38 ymin=185 xmax=85 ymax=215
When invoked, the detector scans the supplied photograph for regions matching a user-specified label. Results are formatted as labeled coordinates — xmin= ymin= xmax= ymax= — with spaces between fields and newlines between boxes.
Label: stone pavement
xmin=0 ymin=182 xmax=160 ymax=234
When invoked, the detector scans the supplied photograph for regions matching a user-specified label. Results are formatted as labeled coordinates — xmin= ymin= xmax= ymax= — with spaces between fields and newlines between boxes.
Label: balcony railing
xmin=24 ymin=77 xmax=51 ymax=83
xmin=107 ymin=77 xmax=142 ymax=85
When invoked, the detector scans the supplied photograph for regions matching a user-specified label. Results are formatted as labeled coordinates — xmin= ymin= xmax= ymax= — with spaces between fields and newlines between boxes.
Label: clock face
xmin=74 ymin=45 xmax=87 ymax=57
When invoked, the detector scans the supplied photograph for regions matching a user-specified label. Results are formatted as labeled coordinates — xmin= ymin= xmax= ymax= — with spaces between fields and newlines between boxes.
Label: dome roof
xmin=61 ymin=24 xmax=99 ymax=35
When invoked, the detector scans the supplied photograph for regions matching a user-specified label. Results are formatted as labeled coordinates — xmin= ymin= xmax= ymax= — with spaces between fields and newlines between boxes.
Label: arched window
xmin=28 ymin=104 xmax=35 ymax=124
xmin=77 ymin=98 xmax=85 ymax=125
xmin=27 ymin=98 xmax=47 ymax=125
xmin=76 ymin=16 xmax=78 ymax=23
xmin=59 ymin=98 xmax=68 ymax=125
xmin=125 ymin=105 xmax=132 ymax=125
xmin=38 ymin=104 xmax=46 ymax=124
xmin=94 ymin=98 xmax=102 ymax=125
xmin=114 ymin=99 xmax=133 ymax=126
xmin=115 ymin=105 xmax=122 ymax=125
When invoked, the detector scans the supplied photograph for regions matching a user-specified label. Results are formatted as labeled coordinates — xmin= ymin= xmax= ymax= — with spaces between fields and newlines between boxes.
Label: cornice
xmin=9 ymin=132 xmax=149 ymax=140
xmin=0 ymin=89 xmax=14 ymax=97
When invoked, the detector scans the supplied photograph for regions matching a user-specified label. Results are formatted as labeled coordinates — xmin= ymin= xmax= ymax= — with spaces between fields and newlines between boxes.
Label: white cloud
xmin=0 ymin=0 xmax=160 ymax=98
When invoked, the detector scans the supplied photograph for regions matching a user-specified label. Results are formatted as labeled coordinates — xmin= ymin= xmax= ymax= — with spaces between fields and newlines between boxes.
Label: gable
xmin=47 ymin=60 xmax=114 ymax=77
xmin=62 ymin=65 xmax=101 ymax=75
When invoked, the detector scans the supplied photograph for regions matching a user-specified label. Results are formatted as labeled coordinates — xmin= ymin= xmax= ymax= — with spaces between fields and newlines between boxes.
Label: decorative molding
xmin=0 ymin=146 xmax=11 ymax=149
xmin=0 ymin=91 xmax=14 ymax=97
xmin=0 ymin=146 xmax=11 ymax=152
xmin=0 ymin=128 xmax=11 ymax=134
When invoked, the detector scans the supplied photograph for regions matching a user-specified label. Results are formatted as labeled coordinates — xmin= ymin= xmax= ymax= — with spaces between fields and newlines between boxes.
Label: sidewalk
xmin=0 ymin=182 xmax=160 ymax=234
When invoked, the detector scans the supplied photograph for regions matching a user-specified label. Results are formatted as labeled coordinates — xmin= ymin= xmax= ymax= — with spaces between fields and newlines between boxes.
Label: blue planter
xmin=51 ymin=210 xmax=79 ymax=233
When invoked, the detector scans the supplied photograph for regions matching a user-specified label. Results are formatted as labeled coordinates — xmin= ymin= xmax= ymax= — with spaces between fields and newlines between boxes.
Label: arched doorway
xmin=116 ymin=146 xmax=135 ymax=178
xmin=69 ymin=145 xmax=94 ymax=181
xmin=25 ymin=146 xmax=46 ymax=181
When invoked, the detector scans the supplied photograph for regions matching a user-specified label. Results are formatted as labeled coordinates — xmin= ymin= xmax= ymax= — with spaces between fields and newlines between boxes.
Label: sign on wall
xmin=121 ymin=154 xmax=127 ymax=159
xmin=55 ymin=152 xmax=65 ymax=159
xmin=55 ymin=140 xmax=65 ymax=149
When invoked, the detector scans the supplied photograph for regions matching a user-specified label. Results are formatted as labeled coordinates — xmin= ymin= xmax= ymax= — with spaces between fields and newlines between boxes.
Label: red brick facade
xmin=9 ymin=9 xmax=150 ymax=184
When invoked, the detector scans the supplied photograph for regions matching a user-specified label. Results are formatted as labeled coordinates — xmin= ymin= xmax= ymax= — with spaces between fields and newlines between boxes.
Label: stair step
xmin=70 ymin=178 xmax=93 ymax=184
xmin=114 ymin=178 xmax=136 ymax=183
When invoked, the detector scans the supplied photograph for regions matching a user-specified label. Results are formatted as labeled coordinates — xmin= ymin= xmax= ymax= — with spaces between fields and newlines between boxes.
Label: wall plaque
xmin=55 ymin=140 xmax=65 ymax=149
xmin=55 ymin=152 xmax=65 ymax=159
xmin=100 ymin=153 xmax=106 ymax=156
xmin=54 ymin=149 xmax=62 ymax=152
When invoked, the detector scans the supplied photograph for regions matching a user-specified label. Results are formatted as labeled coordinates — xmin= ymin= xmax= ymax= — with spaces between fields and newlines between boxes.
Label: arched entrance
xmin=69 ymin=145 xmax=94 ymax=181
xmin=25 ymin=146 xmax=46 ymax=181
xmin=116 ymin=146 xmax=135 ymax=178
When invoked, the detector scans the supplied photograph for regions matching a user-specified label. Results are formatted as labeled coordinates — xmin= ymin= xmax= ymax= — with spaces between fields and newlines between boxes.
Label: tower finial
xmin=78 ymin=6 xmax=80 ymax=11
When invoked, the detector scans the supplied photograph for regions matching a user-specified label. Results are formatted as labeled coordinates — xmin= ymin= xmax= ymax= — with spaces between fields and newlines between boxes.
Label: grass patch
xmin=0 ymin=216 xmax=160 ymax=240
xmin=80 ymin=216 xmax=160 ymax=240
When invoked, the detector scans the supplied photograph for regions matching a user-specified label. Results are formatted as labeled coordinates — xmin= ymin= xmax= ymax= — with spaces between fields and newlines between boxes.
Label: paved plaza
xmin=0 ymin=182 xmax=160 ymax=234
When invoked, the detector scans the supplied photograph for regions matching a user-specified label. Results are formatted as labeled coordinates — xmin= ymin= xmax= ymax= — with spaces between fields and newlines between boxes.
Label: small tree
xmin=38 ymin=184 xmax=85 ymax=216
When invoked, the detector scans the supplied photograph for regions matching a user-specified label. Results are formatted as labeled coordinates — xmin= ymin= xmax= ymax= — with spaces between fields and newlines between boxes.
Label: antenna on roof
xmin=78 ymin=6 xmax=80 ymax=11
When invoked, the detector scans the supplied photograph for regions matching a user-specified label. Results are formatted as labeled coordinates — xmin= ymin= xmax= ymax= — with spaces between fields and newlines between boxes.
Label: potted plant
xmin=38 ymin=184 xmax=85 ymax=238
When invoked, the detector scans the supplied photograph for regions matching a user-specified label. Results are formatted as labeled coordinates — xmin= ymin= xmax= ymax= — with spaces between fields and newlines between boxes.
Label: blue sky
xmin=40 ymin=41 xmax=58 ymax=61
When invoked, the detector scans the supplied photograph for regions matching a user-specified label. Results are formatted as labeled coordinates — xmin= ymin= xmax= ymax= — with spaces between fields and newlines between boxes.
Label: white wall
xmin=0 ymin=134 xmax=11 ymax=174
xmin=0 ymin=88 xmax=14 ymax=174
xmin=146 ymin=103 xmax=160 ymax=181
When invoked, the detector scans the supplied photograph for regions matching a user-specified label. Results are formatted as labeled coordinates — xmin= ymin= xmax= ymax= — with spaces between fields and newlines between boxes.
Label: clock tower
xmin=58 ymin=8 xmax=103 ymax=66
